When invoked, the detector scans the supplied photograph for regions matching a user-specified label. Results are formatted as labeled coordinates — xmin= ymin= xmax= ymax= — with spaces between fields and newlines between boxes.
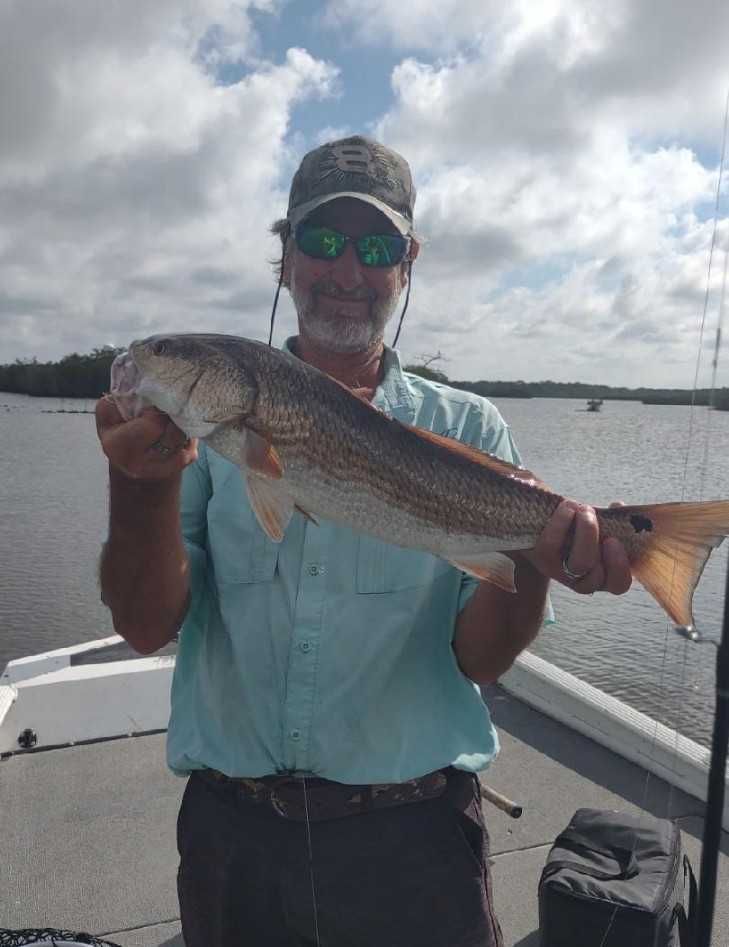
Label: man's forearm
xmin=100 ymin=465 xmax=190 ymax=654
xmin=453 ymin=554 xmax=549 ymax=684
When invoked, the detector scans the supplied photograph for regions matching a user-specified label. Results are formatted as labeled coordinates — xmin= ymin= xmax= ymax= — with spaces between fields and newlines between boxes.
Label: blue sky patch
xmin=247 ymin=5 xmax=417 ymax=147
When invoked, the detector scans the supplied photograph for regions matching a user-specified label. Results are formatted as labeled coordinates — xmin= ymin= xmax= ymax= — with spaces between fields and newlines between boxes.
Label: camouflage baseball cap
xmin=287 ymin=135 xmax=416 ymax=236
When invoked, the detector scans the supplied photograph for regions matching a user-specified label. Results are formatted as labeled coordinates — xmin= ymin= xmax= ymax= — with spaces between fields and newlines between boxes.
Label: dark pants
xmin=177 ymin=768 xmax=504 ymax=947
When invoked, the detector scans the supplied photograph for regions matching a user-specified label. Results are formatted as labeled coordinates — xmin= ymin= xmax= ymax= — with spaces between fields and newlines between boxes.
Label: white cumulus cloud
xmin=0 ymin=1 xmax=337 ymax=361
xmin=348 ymin=0 xmax=729 ymax=387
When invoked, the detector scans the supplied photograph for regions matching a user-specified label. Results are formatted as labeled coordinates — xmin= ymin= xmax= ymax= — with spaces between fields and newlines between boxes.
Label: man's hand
xmin=452 ymin=497 xmax=633 ymax=685
xmin=95 ymin=395 xmax=198 ymax=481
xmin=97 ymin=395 xmax=196 ymax=653
xmin=519 ymin=499 xmax=633 ymax=596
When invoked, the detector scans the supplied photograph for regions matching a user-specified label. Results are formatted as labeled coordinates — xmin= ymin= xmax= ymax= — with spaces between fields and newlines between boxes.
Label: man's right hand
xmin=95 ymin=395 xmax=198 ymax=481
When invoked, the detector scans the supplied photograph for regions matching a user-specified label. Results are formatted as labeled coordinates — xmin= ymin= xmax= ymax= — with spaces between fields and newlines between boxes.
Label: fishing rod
xmin=694 ymin=86 xmax=729 ymax=947
xmin=695 ymin=556 xmax=729 ymax=947
xmin=594 ymin=87 xmax=729 ymax=947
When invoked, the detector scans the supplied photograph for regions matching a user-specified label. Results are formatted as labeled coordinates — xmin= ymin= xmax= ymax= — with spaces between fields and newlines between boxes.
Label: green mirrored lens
xmin=296 ymin=225 xmax=408 ymax=267
xmin=356 ymin=234 xmax=406 ymax=266
xmin=297 ymin=226 xmax=346 ymax=260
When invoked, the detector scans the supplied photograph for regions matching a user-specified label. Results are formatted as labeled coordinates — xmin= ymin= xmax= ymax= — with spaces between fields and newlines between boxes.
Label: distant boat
xmin=586 ymin=398 xmax=603 ymax=412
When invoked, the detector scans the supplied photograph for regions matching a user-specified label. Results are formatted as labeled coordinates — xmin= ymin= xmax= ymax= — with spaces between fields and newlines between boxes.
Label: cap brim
xmin=288 ymin=192 xmax=412 ymax=236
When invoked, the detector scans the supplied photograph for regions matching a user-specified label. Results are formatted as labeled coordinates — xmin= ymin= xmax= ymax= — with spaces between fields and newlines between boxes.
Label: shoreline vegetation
xmin=0 ymin=348 xmax=727 ymax=411
xmin=404 ymin=364 xmax=729 ymax=410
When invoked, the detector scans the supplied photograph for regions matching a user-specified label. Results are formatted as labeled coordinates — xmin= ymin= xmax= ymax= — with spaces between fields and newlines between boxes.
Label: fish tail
xmin=621 ymin=500 xmax=729 ymax=626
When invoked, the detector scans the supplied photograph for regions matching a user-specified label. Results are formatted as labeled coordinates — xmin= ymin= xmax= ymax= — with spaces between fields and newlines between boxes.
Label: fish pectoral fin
xmin=449 ymin=552 xmax=517 ymax=593
xmin=244 ymin=473 xmax=294 ymax=542
xmin=241 ymin=428 xmax=284 ymax=479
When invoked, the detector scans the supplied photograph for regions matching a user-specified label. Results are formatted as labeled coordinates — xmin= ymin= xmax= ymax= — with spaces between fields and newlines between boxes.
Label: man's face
xmin=284 ymin=197 xmax=415 ymax=354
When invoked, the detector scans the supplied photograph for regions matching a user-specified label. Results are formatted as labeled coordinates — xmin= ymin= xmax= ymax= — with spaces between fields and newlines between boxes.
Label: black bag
xmin=538 ymin=808 xmax=697 ymax=947
xmin=0 ymin=933 xmax=121 ymax=946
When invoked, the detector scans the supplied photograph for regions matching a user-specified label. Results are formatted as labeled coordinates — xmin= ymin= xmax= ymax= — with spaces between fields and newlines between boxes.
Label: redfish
xmin=110 ymin=333 xmax=729 ymax=627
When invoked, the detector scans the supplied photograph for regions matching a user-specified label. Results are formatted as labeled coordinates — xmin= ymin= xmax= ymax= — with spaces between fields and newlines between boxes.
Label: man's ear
xmin=400 ymin=238 xmax=419 ymax=283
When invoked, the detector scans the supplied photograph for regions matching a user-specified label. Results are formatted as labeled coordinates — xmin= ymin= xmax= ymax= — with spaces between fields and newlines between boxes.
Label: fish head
xmin=112 ymin=333 xmax=259 ymax=434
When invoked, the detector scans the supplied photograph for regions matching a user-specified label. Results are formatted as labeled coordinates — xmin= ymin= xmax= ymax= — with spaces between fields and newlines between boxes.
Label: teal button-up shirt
xmin=167 ymin=340 xmax=535 ymax=783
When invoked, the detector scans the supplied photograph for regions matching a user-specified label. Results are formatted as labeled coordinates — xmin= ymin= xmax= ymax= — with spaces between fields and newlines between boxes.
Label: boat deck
xmin=1 ymin=683 xmax=727 ymax=946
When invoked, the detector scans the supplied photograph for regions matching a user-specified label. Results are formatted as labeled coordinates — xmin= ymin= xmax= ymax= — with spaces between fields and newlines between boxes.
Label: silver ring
xmin=562 ymin=558 xmax=589 ymax=581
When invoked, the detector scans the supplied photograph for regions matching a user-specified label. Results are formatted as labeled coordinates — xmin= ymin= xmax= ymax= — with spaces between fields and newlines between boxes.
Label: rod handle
xmin=481 ymin=782 xmax=523 ymax=819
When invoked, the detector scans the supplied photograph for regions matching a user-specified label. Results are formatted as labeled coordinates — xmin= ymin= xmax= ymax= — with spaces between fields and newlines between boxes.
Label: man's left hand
xmin=519 ymin=499 xmax=633 ymax=596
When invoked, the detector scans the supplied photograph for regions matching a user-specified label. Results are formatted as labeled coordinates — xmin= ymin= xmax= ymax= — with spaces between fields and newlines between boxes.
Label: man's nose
xmin=329 ymin=241 xmax=365 ymax=291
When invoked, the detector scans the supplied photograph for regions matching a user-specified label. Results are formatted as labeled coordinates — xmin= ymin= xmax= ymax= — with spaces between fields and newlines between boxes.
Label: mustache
xmin=312 ymin=280 xmax=375 ymax=302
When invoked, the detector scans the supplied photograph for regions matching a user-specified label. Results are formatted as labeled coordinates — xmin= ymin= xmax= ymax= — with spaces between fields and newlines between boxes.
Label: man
xmin=97 ymin=136 xmax=632 ymax=946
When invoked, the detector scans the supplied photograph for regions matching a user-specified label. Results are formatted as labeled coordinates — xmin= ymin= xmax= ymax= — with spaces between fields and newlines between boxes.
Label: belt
xmin=198 ymin=767 xmax=450 ymax=822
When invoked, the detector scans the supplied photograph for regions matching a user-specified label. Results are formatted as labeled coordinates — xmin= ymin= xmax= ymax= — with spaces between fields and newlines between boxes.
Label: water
xmin=1 ymin=391 xmax=727 ymax=749
xmin=0 ymin=394 xmax=115 ymax=664
xmin=499 ymin=396 xmax=729 ymax=750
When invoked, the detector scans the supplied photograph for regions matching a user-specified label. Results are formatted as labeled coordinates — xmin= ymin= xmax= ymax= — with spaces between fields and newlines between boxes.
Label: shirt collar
xmin=282 ymin=336 xmax=417 ymax=423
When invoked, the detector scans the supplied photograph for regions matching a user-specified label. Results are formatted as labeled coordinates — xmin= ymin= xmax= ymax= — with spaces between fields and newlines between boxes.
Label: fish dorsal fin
xmin=402 ymin=425 xmax=546 ymax=487
xmin=244 ymin=473 xmax=294 ymax=542
xmin=242 ymin=427 xmax=284 ymax=479
xmin=322 ymin=371 xmax=545 ymax=487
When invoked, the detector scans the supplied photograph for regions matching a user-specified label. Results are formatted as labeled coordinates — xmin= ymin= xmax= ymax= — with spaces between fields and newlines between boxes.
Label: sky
xmin=1 ymin=0 xmax=729 ymax=388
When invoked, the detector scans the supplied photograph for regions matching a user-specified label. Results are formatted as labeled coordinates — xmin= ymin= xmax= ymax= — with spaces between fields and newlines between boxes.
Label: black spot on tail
xmin=630 ymin=513 xmax=653 ymax=533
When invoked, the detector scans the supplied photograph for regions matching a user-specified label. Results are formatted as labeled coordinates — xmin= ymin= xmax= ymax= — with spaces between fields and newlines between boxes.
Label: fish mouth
xmin=109 ymin=350 xmax=144 ymax=420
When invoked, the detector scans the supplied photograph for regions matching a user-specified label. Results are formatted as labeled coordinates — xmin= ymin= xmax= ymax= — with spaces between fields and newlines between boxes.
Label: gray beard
xmin=291 ymin=286 xmax=400 ymax=354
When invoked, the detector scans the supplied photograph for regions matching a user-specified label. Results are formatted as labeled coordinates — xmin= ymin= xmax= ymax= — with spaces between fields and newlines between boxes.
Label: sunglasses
xmin=294 ymin=223 xmax=411 ymax=268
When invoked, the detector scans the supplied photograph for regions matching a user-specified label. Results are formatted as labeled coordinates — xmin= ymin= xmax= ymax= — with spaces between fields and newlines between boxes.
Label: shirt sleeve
xmin=179 ymin=445 xmax=213 ymax=633
xmin=456 ymin=400 xmax=555 ymax=624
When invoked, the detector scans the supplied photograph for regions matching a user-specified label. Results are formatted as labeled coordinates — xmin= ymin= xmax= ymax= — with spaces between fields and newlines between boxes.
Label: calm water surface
xmin=1 ymin=391 xmax=728 ymax=748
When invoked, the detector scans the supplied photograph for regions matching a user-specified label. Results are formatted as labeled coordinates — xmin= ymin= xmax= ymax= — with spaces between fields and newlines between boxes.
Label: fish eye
xmin=151 ymin=339 xmax=168 ymax=356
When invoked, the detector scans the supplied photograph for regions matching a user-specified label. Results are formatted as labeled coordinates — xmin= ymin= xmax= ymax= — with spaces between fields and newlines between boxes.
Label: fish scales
xmin=110 ymin=333 xmax=729 ymax=626
xmin=252 ymin=352 xmax=558 ymax=541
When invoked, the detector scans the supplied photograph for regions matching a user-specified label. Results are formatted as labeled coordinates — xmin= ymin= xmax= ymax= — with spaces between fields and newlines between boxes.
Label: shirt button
xmin=308 ymin=564 xmax=326 ymax=576
xmin=299 ymin=641 xmax=311 ymax=653
xmin=289 ymin=729 xmax=301 ymax=741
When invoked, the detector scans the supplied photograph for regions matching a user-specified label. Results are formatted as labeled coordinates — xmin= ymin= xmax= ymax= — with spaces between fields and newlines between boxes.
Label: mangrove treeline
xmin=404 ymin=364 xmax=729 ymax=410
xmin=0 ymin=349 xmax=727 ymax=410
xmin=0 ymin=347 xmax=124 ymax=399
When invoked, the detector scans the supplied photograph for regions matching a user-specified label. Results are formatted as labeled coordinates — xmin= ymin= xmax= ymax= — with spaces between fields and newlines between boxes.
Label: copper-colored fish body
xmin=112 ymin=333 xmax=729 ymax=626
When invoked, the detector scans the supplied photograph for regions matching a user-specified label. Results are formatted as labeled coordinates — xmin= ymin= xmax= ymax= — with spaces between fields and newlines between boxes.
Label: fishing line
xmin=594 ymin=86 xmax=729 ymax=947
xmin=692 ymin=90 xmax=729 ymax=947
xmin=391 ymin=261 xmax=413 ymax=348
xmin=301 ymin=776 xmax=322 ymax=947
xmin=268 ymin=268 xmax=284 ymax=347
xmin=686 ymin=85 xmax=729 ymax=496
xmin=698 ymin=243 xmax=729 ymax=498
xmin=658 ymin=92 xmax=729 ymax=830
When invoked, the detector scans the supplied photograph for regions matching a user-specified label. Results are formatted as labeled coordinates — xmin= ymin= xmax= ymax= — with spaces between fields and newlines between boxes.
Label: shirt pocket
xmin=207 ymin=489 xmax=279 ymax=584
xmin=356 ymin=535 xmax=452 ymax=593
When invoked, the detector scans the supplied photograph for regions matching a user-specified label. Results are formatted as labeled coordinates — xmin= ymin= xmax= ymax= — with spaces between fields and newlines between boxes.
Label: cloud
xmin=1 ymin=0 xmax=728 ymax=390
xmin=322 ymin=0 xmax=512 ymax=53
xmin=0 ymin=2 xmax=337 ymax=361
xmin=336 ymin=1 xmax=729 ymax=387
